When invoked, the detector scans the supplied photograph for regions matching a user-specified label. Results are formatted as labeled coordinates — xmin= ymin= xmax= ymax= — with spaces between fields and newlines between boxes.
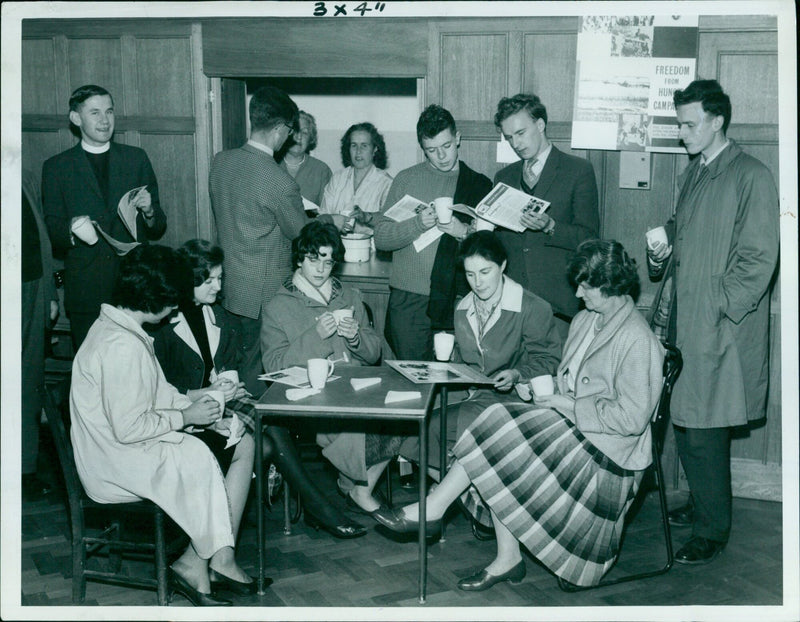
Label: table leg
xmin=255 ymin=414 xmax=266 ymax=595
xmin=418 ymin=418 xmax=428 ymax=605
xmin=283 ymin=482 xmax=292 ymax=535
xmin=439 ymin=386 xmax=448 ymax=542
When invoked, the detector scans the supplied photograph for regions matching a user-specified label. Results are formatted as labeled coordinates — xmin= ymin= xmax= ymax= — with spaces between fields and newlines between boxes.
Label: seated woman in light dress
xmin=319 ymin=122 xmax=393 ymax=233
xmin=261 ymin=220 xmax=400 ymax=517
xmin=375 ymin=239 xmax=664 ymax=591
xmin=69 ymin=245 xmax=257 ymax=607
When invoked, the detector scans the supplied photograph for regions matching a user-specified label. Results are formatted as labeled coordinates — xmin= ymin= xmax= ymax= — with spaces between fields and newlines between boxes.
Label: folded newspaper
xmin=386 ymin=360 xmax=494 ymax=385
xmin=452 ymin=183 xmax=550 ymax=233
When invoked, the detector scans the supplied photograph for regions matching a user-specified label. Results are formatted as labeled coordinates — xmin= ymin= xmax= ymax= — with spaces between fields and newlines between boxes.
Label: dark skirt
xmin=453 ymin=401 xmax=642 ymax=587
xmin=189 ymin=429 xmax=235 ymax=474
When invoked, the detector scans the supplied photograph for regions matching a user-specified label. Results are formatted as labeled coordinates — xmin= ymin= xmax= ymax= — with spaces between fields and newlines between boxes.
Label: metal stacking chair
xmin=557 ymin=342 xmax=683 ymax=592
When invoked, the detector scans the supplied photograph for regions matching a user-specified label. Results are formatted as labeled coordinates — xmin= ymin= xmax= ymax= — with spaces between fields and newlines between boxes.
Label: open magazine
xmin=386 ymin=360 xmax=494 ymax=385
xmin=452 ymin=182 xmax=550 ymax=233
xmin=383 ymin=194 xmax=443 ymax=251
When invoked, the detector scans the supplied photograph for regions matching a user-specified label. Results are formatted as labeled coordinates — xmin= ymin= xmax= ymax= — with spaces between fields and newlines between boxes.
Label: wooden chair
xmin=557 ymin=342 xmax=683 ymax=591
xmin=44 ymin=379 xmax=171 ymax=605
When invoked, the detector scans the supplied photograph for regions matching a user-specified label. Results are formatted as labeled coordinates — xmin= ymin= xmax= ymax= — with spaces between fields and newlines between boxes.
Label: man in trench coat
xmin=647 ymin=80 xmax=779 ymax=565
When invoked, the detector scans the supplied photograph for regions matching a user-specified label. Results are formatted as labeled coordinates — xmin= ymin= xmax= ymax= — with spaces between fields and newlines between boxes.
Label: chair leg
xmin=107 ymin=520 xmax=122 ymax=572
xmin=283 ymin=482 xmax=292 ymax=535
xmin=74 ymin=539 xmax=86 ymax=603
xmin=385 ymin=458 xmax=394 ymax=507
xmin=154 ymin=509 xmax=169 ymax=606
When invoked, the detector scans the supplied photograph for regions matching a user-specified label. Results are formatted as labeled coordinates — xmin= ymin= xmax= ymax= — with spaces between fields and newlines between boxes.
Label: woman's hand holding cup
xmin=336 ymin=316 xmax=359 ymax=341
xmin=181 ymin=394 xmax=222 ymax=427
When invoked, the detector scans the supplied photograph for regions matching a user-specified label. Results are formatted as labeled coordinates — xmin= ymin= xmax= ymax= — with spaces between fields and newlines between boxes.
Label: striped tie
xmin=523 ymin=158 xmax=539 ymax=189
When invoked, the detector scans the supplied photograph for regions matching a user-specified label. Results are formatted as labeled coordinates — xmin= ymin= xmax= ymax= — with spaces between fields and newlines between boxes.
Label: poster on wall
xmin=571 ymin=15 xmax=699 ymax=153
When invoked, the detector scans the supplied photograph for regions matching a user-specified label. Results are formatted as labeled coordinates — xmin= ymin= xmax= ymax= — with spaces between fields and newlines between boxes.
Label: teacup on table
xmin=307 ymin=358 xmax=335 ymax=389
xmin=434 ymin=332 xmax=455 ymax=362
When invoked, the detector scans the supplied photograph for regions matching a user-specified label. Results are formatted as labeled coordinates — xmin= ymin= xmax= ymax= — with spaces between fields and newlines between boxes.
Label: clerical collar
xmin=82 ymin=141 xmax=110 ymax=154
xmin=247 ymin=139 xmax=274 ymax=156
xmin=702 ymin=140 xmax=730 ymax=165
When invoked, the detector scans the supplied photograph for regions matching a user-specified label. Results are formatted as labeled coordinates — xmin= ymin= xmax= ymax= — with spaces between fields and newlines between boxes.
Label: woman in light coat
xmin=375 ymin=239 xmax=664 ymax=590
xmin=70 ymin=245 xmax=256 ymax=606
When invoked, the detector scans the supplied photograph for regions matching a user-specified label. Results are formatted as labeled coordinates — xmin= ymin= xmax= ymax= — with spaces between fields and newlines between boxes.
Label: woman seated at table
xmin=375 ymin=239 xmax=664 ymax=590
xmin=69 ymin=245 xmax=255 ymax=606
xmin=261 ymin=220 xmax=397 ymax=516
xmin=319 ymin=122 xmax=393 ymax=233
xmin=153 ymin=239 xmax=366 ymax=540
xmin=278 ymin=110 xmax=332 ymax=210
xmin=399 ymin=231 xmax=562 ymax=475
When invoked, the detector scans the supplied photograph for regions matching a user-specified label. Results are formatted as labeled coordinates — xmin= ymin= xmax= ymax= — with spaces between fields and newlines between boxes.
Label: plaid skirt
xmin=452 ymin=401 xmax=642 ymax=587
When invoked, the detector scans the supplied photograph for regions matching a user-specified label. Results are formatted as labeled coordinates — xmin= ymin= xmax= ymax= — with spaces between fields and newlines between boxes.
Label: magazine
xmin=386 ymin=360 xmax=494 ymax=385
xmin=452 ymin=183 xmax=550 ymax=232
xmin=382 ymin=194 xmax=444 ymax=252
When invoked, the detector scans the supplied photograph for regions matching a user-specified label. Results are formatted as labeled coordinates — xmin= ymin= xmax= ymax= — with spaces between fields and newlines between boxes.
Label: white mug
xmin=332 ymin=308 xmax=354 ymax=325
xmin=433 ymin=332 xmax=455 ymax=362
xmin=475 ymin=217 xmax=495 ymax=231
xmin=217 ymin=369 xmax=239 ymax=385
xmin=432 ymin=197 xmax=453 ymax=224
xmin=645 ymin=226 xmax=668 ymax=250
xmin=307 ymin=358 xmax=335 ymax=389
xmin=71 ymin=215 xmax=99 ymax=245
xmin=206 ymin=390 xmax=226 ymax=417
xmin=530 ymin=374 xmax=555 ymax=397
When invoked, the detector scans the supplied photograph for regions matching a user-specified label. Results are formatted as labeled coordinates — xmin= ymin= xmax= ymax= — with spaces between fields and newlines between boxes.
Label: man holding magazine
xmin=374 ymin=104 xmax=492 ymax=361
xmin=493 ymin=93 xmax=599 ymax=340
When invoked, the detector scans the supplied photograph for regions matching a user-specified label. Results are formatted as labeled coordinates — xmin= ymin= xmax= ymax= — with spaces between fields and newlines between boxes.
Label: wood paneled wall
xmin=21 ymin=19 xmax=213 ymax=247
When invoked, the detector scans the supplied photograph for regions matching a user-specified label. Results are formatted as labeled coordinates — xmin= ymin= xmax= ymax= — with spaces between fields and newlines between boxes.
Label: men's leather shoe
xmin=668 ymin=502 xmax=694 ymax=527
xmin=674 ymin=536 xmax=725 ymax=565
xmin=457 ymin=561 xmax=526 ymax=591
xmin=372 ymin=506 xmax=442 ymax=535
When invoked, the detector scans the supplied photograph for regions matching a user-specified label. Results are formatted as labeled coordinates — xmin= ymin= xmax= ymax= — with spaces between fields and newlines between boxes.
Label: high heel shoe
xmin=304 ymin=508 xmax=368 ymax=539
xmin=168 ymin=568 xmax=232 ymax=606
xmin=372 ymin=506 xmax=442 ymax=535
xmin=457 ymin=560 xmax=526 ymax=592
xmin=209 ymin=568 xmax=265 ymax=596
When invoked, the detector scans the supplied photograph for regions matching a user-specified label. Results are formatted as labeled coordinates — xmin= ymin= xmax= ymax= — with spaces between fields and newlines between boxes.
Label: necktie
xmin=523 ymin=158 xmax=539 ymax=189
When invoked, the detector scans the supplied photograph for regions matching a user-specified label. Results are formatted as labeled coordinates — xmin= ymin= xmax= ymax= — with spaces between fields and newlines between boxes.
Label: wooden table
xmin=254 ymin=366 xmax=439 ymax=603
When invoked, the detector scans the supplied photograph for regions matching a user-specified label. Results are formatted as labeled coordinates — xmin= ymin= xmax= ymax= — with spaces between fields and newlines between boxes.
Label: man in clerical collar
xmin=42 ymin=84 xmax=166 ymax=350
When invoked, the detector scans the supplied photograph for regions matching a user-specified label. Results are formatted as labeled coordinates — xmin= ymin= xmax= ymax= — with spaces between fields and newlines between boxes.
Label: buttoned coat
xmin=42 ymin=143 xmax=166 ymax=314
xmin=209 ymin=144 xmax=310 ymax=320
xmin=494 ymin=146 xmax=599 ymax=318
xmin=69 ymin=305 xmax=234 ymax=558
xmin=152 ymin=304 xmax=243 ymax=395
xmin=558 ymin=297 xmax=664 ymax=471
xmin=651 ymin=140 xmax=779 ymax=428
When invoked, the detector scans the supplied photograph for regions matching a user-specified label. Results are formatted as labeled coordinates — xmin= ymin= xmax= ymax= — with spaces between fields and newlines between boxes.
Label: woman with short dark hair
xmin=70 ymin=245 xmax=254 ymax=606
xmin=319 ymin=122 xmax=393 ymax=232
xmin=153 ymin=239 xmax=367 ymax=541
xmin=262 ymin=220 xmax=396 ymax=517
xmin=376 ymin=239 xmax=664 ymax=591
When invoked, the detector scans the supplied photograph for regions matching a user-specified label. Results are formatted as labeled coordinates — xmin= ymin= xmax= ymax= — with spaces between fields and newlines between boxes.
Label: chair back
xmin=44 ymin=378 xmax=86 ymax=523
xmin=651 ymin=343 xmax=683 ymax=454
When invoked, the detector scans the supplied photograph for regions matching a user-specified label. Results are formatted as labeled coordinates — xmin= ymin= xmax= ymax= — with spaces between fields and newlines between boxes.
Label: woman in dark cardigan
xmin=153 ymin=239 xmax=366 ymax=540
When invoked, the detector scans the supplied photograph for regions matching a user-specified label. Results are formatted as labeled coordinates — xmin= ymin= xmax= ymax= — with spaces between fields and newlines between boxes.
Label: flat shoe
xmin=457 ymin=561 xmax=526 ymax=591
xmin=674 ymin=536 xmax=725 ymax=565
xmin=209 ymin=568 xmax=264 ymax=595
xmin=372 ymin=506 xmax=442 ymax=535
xmin=169 ymin=568 xmax=232 ymax=606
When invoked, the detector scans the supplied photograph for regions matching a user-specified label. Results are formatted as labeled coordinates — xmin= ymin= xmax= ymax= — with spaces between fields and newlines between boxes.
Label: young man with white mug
xmin=374 ymin=105 xmax=493 ymax=360
xmin=42 ymin=84 xmax=167 ymax=349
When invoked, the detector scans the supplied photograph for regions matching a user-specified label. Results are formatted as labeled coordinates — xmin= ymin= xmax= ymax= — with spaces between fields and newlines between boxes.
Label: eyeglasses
xmin=305 ymin=255 xmax=335 ymax=269
xmin=281 ymin=123 xmax=294 ymax=136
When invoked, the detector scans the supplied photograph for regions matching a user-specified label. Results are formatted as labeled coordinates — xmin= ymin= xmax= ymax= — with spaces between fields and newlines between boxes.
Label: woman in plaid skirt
xmin=375 ymin=239 xmax=664 ymax=589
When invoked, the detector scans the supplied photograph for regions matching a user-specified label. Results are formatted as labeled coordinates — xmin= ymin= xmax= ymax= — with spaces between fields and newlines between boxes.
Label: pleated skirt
xmin=453 ymin=401 xmax=642 ymax=587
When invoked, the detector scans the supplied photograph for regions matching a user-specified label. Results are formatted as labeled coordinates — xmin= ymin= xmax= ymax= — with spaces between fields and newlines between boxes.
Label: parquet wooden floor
xmin=16 ymin=427 xmax=786 ymax=617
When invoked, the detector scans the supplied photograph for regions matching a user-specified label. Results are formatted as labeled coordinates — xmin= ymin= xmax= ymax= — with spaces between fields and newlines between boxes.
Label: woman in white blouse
xmin=319 ymin=122 xmax=393 ymax=233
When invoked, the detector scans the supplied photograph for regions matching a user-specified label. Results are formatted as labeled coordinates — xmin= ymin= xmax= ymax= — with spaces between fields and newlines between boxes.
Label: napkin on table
xmin=286 ymin=387 xmax=321 ymax=401
xmin=385 ymin=390 xmax=422 ymax=404
xmin=350 ymin=377 xmax=382 ymax=391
